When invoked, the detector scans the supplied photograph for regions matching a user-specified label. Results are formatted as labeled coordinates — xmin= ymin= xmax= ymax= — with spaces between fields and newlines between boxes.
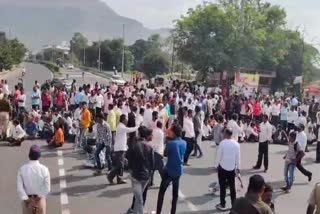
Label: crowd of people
xmin=8 ymin=73 xmax=320 ymax=214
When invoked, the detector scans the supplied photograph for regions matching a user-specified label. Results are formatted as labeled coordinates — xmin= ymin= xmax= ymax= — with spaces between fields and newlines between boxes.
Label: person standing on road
xmin=306 ymin=183 xmax=320 ymax=214
xmin=126 ymin=126 xmax=155 ymax=214
xmin=183 ymin=109 xmax=195 ymax=166
xmin=296 ymin=124 xmax=312 ymax=181
xmin=192 ymin=105 xmax=203 ymax=158
xmin=156 ymin=123 xmax=186 ymax=214
xmin=0 ymin=95 xmax=11 ymax=139
xmin=31 ymin=86 xmax=41 ymax=111
xmin=215 ymin=128 xmax=240 ymax=211
xmin=93 ymin=113 xmax=112 ymax=175
xmin=41 ymin=88 xmax=51 ymax=113
xmin=107 ymin=114 xmax=139 ymax=185
xmin=18 ymin=88 xmax=26 ymax=114
xmin=77 ymin=102 xmax=91 ymax=150
xmin=107 ymin=104 xmax=117 ymax=145
xmin=253 ymin=115 xmax=273 ymax=173
xmin=17 ymin=145 xmax=51 ymax=214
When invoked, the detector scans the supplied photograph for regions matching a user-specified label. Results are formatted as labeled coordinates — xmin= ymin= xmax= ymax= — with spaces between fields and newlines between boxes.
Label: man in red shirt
xmin=41 ymin=88 xmax=51 ymax=112
xmin=253 ymin=99 xmax=262 ymax=122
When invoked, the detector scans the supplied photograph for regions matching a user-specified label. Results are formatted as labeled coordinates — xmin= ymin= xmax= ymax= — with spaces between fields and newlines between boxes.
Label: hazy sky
xmin=102 ymin=0 xmax=320 ymax=43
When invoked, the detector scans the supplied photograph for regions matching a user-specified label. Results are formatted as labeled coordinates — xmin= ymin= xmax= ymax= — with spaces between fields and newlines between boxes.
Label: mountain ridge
xmin=0 ymin=0 xmax=169 ymax=50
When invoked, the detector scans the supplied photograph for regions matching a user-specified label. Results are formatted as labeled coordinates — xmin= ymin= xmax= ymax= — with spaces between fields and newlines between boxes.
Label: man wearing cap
xmin=17 ymin=145 xmax=51 ymax=214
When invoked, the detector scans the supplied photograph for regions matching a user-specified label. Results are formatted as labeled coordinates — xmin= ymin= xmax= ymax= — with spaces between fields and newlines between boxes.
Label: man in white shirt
xmin=17 ymin=145 xmax=50 ymax=214
xmin=296 ymin=124 xmax=312 ymax=182
xmin=253 ymin=115 xmax=273 ymax=173
xmin=150 ymin=121 xmax=165 ymax=186
xmin=3 ymin=80 xmax=9 ymax=95
xmin=95 ymin=89 xmax=104 ymax=116
xmin=8 ymin=120 xmax=26 ymax=146
xmin=271 ymin=100 xmax=281 ymax=126
xmin=215 ymin=128 xmax=240 ymax=211
xmin=183 ymin=109 xmax=195 ymax=165
xmin=287 ymin=106 xmax=298 ymax=131
xmin=103 ymin=93 xmax=113 ymax=114
xmin=227 ymin=114 xmax=243 ymax=141
xmin=143 ymin=103 xmax=153 ymax=128
xmin=296 ymin=111 xmax=307 ymax=127
xmin=107 ymin=114 xmax=139 ymax=185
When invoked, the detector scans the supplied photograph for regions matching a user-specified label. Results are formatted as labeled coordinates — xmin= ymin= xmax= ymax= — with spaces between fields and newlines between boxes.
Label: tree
xmin=174 ymin=1 xmax=320 ymax=88
xmin=70 ymin=32 xmax=88 ymax=64
xmin=8 ymin=39 xmax=27 ymax=64
xmin=141 ymin=51 xmax=170 ymax=78
xmin=0 ymin=32 xmax=26 ymax=70
xmin=130 ymin=39 xmax=151 ymax=63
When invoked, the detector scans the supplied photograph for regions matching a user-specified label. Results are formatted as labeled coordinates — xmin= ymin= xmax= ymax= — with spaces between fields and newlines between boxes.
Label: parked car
xmin=66 ymin=64 xmax=74 ymax=69
xmin=111 ymin=74 xmax=126 ymax=86
xmin=41 ymin=78 xmax=73 ymax=91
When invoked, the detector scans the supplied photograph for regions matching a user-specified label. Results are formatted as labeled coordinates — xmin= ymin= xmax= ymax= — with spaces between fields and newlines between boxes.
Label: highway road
xmin=0 ymin=64 xmax=319 ymax=214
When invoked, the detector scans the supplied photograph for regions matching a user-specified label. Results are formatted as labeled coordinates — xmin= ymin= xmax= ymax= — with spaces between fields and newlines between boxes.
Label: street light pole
xmin=98 ymin=37 xmax=101 ymax=72
xmin=83 ymin=47 xmax=86 ymax=66
xmin=121 ymin=24 xmax=125 ymax=77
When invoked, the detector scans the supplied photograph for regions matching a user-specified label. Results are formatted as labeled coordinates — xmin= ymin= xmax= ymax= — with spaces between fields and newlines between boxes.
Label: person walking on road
xmin=107 ymin=114 xmax=139 ymax=185
xmin=281 ymin=131 xmax=304 ymax=193
xmin=253 ymin=115 xmax=273 ymax=173
xmin=126 ymin=126 xmax=155 ymax=214
xmin=296 ymin=124 xmax=312 ymax=181
xmin=215 ymin=128 xmax=241 ymax=211
xmin=156 ymin=123 xmax=186 ymax=214
xmin=17 ymin=145 xmax=51 ymax=214
xmin=192 ymin=105 xmax=203 ymax=158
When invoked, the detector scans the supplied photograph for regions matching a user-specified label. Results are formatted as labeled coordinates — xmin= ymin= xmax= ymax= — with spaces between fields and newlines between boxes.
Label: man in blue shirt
xmin=156 ymin=123 xmax=186 ymax=214
xmin=31 ymin=86 xmax=41 ymax=110
xmin=74 ymin=87 xmax=84 ymax=107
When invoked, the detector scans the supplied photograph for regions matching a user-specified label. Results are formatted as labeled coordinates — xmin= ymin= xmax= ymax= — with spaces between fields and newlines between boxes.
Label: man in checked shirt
xmin=93 ymin=113 xmax=112 ymax=176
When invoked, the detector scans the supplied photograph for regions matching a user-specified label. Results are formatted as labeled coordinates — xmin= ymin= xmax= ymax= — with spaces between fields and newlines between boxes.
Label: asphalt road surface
xmin=0 ymin=64 xmax=319 ymax=214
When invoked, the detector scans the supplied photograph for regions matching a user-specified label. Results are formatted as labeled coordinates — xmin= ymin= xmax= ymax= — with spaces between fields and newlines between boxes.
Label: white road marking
xmin=59 ymin=169 xmax=65 ymax=177
xmin=58 ymin=158 xmax=64 ymax=166
xmin=57 ymin=150 xmax=63 ymax=157
xmin=60 ymin=192 xmax=69 ymax=205
xmin=57 ymin=150 xmax=71 ymax=214
xmin=62 ymin=209 xmax=70 ymax=214
xmin=60 ymin=179 xmax=67 ymax=189
xmin=179 ymin=190 xmax=199 ymax=211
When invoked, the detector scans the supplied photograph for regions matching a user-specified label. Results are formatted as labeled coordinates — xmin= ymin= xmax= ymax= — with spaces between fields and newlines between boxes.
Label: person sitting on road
xmin=47 ymin=123 xmax=64 ymax=148
xmin=7 ymin=120 xmax=26 ymax=147
xmin=261 ymin=183 xmax=275 ymax=213
xmin=25 ymin=116 xmax=38 ymax=139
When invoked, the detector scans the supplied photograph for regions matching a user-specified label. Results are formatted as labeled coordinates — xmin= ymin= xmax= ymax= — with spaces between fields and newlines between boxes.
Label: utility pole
xmin=238 ymin=0 xmax=245 ymax=70
xmin=83 ymin=47 xmax=86 ymax=66
xmin=98 ymin=37 xmax=101 ymax=72
xmin=121 ymin=24 xmax=125 ymax=77
xmin=171 ymin=36 xmax=175 ymax=75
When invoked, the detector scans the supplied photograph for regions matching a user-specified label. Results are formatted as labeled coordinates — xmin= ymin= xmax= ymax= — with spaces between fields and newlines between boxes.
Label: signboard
xmin=234 ymin=71 xmax=260 ymax=88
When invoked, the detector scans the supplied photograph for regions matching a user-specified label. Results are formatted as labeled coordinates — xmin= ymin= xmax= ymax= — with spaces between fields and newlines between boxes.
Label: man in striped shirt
xmin=93 ymin=113 xmax=112 ymax=175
